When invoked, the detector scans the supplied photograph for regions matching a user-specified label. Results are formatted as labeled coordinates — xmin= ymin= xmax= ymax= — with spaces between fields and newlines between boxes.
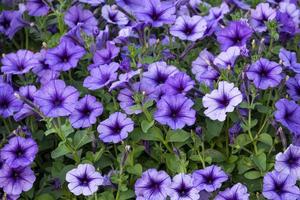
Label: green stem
xmin=25 ymin=28 xmax=29 ymax=49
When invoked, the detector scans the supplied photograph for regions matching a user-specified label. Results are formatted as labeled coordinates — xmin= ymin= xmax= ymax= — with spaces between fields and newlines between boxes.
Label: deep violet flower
xmin=202 ymin=81 xmax=243 ymax=122
xmin=1 ymin=50 xmax=37 ymax=75
xmin=14 ymin=85 xmax=37 ymax=121
xmin=279 ymin=48 xmax=300 ymax=73
xmin=69 ymin=95 xmax=103 ymax=129
xmin=216 ymin=20 xmax=253 ymax=51
xmin=0 ymin=165 xmax=36 ymax=195
xmin=97 ymin=112 xmax=134 ymax=143
xmin=251 ymin=3 xmax=276 ymax=32
xmin=191 ymin=49 xmax=219 ymax=87
xmin=102 ymin=5 xmax=129 ymax=26
xmin=135 ymin=168 xmax=171 ymax=200
xmin=84 ymin=62 xmax=119 ymax=90
xmin=167 ymin=173 xmax=200 ymax=200
xmin=34 ymin=79 xmax=79 ymax=117
xmin=32 ymin=49 xmax=52 ymax=77
xmin=246 ymin=58 xmax=283 ymax=90
xmin=142 ymin=61 xmax=178 ymax=88
xmin=286 ymin=75 xmax=300 ymax=101
xmin=135 ymin=0 xmax=176 ymax=27
xmin=0 ymin=83 xmax=22 ymax=118
xmin=192 ymin=165 xmax=228 ymax=192
xmin=118 ymin=82 xmax=155 ymax=115
xmin=60 ymin=26 xmax=85 ymax=47
xmin=89 ymin=42 xmax=120 ymax=69
xmin=26 ymin=0 xmax=50 ymax=16
xmin=262 ymin=171 xmax=300 ymax=200
xmin=45 ymin=41 xmax=86 ymax=72
xmin=278 ymin=2 xmax=299 ymax=30
xmin=213 ymin=46 xmax=240 ymax=69
xmin=154 ymin=94 xmax=196 ymax=130
xmin=274 ymin=99 xmax=300 ymax=135
xmin=66 ymin=164 xmax=103 ymax=196
xmin=163 ymin=72 xmax=194 ymax=95
xmin=275 ymin=144 xmax=300 ymax=180
xmin=115 ymin=0 xmax=143 ymax=11
xmin=0 ymin=136 xmax=38 ymax=168
xmin=170 ymin=15 xmax=207 ymax=41
xmin=64 ymin=5 xmax=98 ymax=36
xmin=215 ymin=183 xmax=250 ymax=200
xmin=0 ymin=10 xmax=27 ymax=39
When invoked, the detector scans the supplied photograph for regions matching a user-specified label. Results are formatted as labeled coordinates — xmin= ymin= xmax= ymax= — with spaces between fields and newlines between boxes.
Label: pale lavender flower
xmin=213 ymin=46 xmax=240 ymax=69
xmin=102 ymin=5 xmax=129 ymax=26
xmin=279 ymin=48 xmax=300 ymax=73
xmin=251 ymin=3 xmax=276 ymax=32
xmin=215 ymin=183 xmax=249 ymax=200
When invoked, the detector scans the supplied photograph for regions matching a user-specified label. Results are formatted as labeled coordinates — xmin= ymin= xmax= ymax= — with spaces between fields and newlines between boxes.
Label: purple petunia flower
xmin=279 ymin=2 xmax=299 ymax=30
xmin=79 ymin=0 xmax=104 ymax=6
xmin=279 ymin=48 xmax=300 ymax=73
xmin=135 ymin=168 xmax=171 ymax=200
xmin=274 ymin=99 xmax=300 ymax=136
xmin=115 ymin=0 xmax=143 ymax=12
xmin=66 ymin=164 xmax=103 ymax=196
xmin=32 ymin=49 xmax=52 ymax=77
xmin=192 ymin=49 xmax=219 ymax=87
xmin=136 ymin=0 xmax=176 ymax=27
xmin=84 ymin=62 xmax=119 ymax=90
xmin=142 ymin=61 xmax=178 ymax=88
xmin=263 ymin=170 xmax=300 ymax=200
xmin=34 ymin=79 xmax=79 ymax=117
xmin=215 ymin=183 xmax=249 ymax=200
xmin=118 ymin=82 xmax=155 ymax=115
xmin=246 ymin=58 xmax=283 ymax=90
xmin=251 ymin=3 xmax=276 ymax=32
xmin=163 ymin=72 xmax=194 ymax=95
xmin=0 ymin=83 xmax=22 ymax=118
xmin=0 ymin=136 xmax=38 ymax=168
xmin=69 ymin=95 xmax=103 ymax=129
xmin=0 ymin=10 xmax=27 ymax=39
xmin=170 ymin=15 xmax=207 ymax=41
xmin=26 ymin=0 xmax=50 ymax=16
xmin=64 ymin=5 xmax=98 ymax=36
xmin=60 ymin=26 xmax=85 ymax=47
xmin=286 ymin=75 xmax=300 ymax=101
xmin=192 ymin=165 xmax=228 ymax=192
xmin=216 ymin=20 xmax=253 ymax=51
xmin=0 ymin=165 xmax=36 ymax=195
xmin=14 ymin=85 xmax=37 ymax=121
xmin=45 ymin=41 xmax=86 ymax=72
xmin=154 ymin=94 xmax=196 ymax=130
xmin=213 ymin=46 xmax=240 ymax=69
xmin=110 ymin=69 xmax=141 ymax=91
xmin=275 ymin=144 xmax=300 ymax=180
xmin=202 ymin=81 xmax=243 ymax=122
xmin=1 ymin=50 xmax=37 ymax=75
xmin=102 ymin=5 xmax=129 ymax=26
xmin=97 ymin=112 xmax=134 ymax=143
xmin=90 ymin=42 xmax=120 ymax=69
xmin=167 ymin=173 xmax=200 ymax=200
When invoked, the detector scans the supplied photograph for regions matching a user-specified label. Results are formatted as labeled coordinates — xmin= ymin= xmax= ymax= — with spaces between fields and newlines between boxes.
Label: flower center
xmin=15 ymin=146 xmax=24 ymax=157
xmin=79 ymin=174 xmax=90 ymax=186
xmin=0 ymin=99 xmax=9 ymax=109
xmin=218 ymin=94 xmax=230 ymax=107
xmin=1 ymin=18 xmax=10 ymax=29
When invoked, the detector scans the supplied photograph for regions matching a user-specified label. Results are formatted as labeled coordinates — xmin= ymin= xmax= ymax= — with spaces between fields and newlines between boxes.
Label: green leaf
xmin=73 ymin=130 xmax=93 ymax=149
xmin=51 ymin=142 xmax=71 ymax=159
xmin=244 ymin=170 xmax=262 ymax=180
xmin=258 ymin=133 xmax=273 ymax=146
xmin=141 ymin=126 xmax=164 ymax=141
xmin=237 ymin=156 xmax=255 ymax=174
xmin=203 ymin=149 xmax=226 ymax=162
xmin=61 ymin=123 xmax=74 ymax=138
xmin=120 ymin=190 xmax=135 ymax=200
xmin=252 ymin=153 xmax=266 ymax=172
xmin=35 ymin=194 xmax=55 ymax=200
xmin=165 ymin=153 xmax=180 ymax=173
xmin=127 ymin=164 xmax=143 ymax=176
xmin=234 ymin=134 xmax=251 ymax=147
xmin=141 ymin=120 xmax=155 ymax=133
xmin=204 ymin=119 xmax=224 ymax=141
xmin=166 ymin=130 xmax=190 ymax=142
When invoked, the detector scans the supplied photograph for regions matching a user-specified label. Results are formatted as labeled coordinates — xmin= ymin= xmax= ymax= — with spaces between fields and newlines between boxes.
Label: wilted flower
xmin=167 ymin=173 xmax=200 ymax=200
xmin=202 ymin=81 xmax=243 ymax=121
xmin=154 ymin=94 xmax=196 ymax=130
xmin=102 ymin=5 xmax=129 ymax=26
xmin=34 ymin=79 xmax=79 ymax=117
xmin=279 ymin=48 xmax=300 ymax=73
xmin=0 ymin=165 xmax=36 ymax=195
xmin=26 ymin=0 xmax=50 ymax=16
xmin=170 ymin=15 xmax=207 ymax=41
xmin=64 ymin=5 xmax=98 ymax=36
xmin=0 ymin=136 xmax=38 ymax=168
xmin=215 ymin=183 xmax=250 ymax=200
xmin=45 ymin=41 xmax=86 ymax=71
xmin=135 ymin=168 xmax=171 ymax=200
xmin=97 ymin=112 xmax=134 ymax=143
xmin=66 ymin=164 xmax=103 ymax=196
xmin=286 ymin=75 xmax=300 ymax=101
xmin=0 ymin=10 xmax=27 ymax=39
xmin=14 ymin=85 xmax=37 ymax=121
xmin=246 ymin=58 xmax=283 ymax=90
xmin=192 ymin=165 xmax=228 ymax=192
xmin=1 ymin=50 xmax=37 ymax=75
xmin=262 ymin=170 xmax=300 ymax=200
xmin=216 ymin=20 xmax=253 ymax=51
xmin=69 ymin=95 xmax=103 ymax=129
